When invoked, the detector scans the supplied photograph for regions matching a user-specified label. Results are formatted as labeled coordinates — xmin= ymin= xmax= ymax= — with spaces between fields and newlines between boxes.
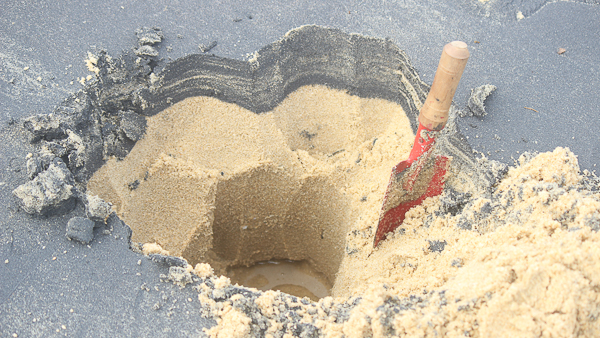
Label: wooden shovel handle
xmin=419 ymin=41 xmax=470 ymax=131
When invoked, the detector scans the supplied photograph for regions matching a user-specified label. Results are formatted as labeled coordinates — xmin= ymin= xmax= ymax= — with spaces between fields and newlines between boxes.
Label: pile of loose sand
xmin=333 ymin=146 xmax=600 ymax=337
xmin=88 ymin=84 xmax=600 ymax=337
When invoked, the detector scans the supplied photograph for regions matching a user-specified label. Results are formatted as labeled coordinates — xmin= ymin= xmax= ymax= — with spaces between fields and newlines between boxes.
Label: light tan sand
xmin=88 ymin=85 xmax=600 ymax=337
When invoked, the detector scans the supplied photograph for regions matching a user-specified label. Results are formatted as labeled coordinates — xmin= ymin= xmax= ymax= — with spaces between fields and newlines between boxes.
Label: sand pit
xmin=13 ymin=25 xmax=600 ymax=337
xmin=87 ymin=85 xmax=416 ymax=291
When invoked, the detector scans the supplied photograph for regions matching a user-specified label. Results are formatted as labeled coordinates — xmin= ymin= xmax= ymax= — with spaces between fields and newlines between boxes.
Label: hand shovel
xmin=373 ymin=41 xmax=469 ymax=247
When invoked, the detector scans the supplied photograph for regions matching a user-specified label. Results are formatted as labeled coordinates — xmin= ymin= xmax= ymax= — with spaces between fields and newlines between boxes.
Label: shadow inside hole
xmin=183 ymin=164 xmax=350 ymax=299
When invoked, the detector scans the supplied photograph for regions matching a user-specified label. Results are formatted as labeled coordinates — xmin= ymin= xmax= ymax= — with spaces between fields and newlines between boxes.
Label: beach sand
xmin=88 ymin=85 xmax=600 ymax=337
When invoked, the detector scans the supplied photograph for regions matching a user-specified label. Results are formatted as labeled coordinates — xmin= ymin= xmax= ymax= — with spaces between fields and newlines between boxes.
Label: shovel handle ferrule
xmin=419 ymin=41 xmax=470 ymax=131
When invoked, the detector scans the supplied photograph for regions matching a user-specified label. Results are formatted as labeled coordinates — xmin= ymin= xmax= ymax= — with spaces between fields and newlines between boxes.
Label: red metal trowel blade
xmin=373 ymin=155 xmax=449 ymax=247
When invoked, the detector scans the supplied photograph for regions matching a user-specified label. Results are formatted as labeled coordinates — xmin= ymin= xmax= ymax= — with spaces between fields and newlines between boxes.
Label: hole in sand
xmin=87 ymin=85 xmax=415 ymax=300
xmin=227 ymin=260 xmax=332 ymax=302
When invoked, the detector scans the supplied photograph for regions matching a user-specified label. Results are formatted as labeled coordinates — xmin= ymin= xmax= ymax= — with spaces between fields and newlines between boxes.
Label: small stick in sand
xmin=524 ymin=107 xmax=539 ymax=113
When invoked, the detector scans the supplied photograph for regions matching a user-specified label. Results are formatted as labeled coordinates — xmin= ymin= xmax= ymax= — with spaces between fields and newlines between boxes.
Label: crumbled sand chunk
xmin=204 ymin=302 xmax=252 ymax=338
xmin=214 ymin=276 xmax=231 ymax=289
xmin=194 ymin=263 xmax=214 ymax=278
xmin=163 ymin=266 xmax=193 ymax=288
xmin=84 ymin=52 xmax=100 ymax=75
xmin=141 ymin=242 xmax=170 ymax=256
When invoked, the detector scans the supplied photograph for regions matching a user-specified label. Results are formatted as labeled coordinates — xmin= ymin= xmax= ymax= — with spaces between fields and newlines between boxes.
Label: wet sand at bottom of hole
xmin=227 ymin=260 xmax=333 ymax=302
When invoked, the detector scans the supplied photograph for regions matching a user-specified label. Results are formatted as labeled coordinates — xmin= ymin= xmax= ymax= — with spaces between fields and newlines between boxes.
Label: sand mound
xmin=17 ymin=24 xmax=599 ymax=337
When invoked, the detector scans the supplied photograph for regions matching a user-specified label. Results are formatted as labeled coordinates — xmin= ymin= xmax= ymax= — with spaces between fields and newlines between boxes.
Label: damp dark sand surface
xmin=2 ymin=1 xmax=600 ymax=337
